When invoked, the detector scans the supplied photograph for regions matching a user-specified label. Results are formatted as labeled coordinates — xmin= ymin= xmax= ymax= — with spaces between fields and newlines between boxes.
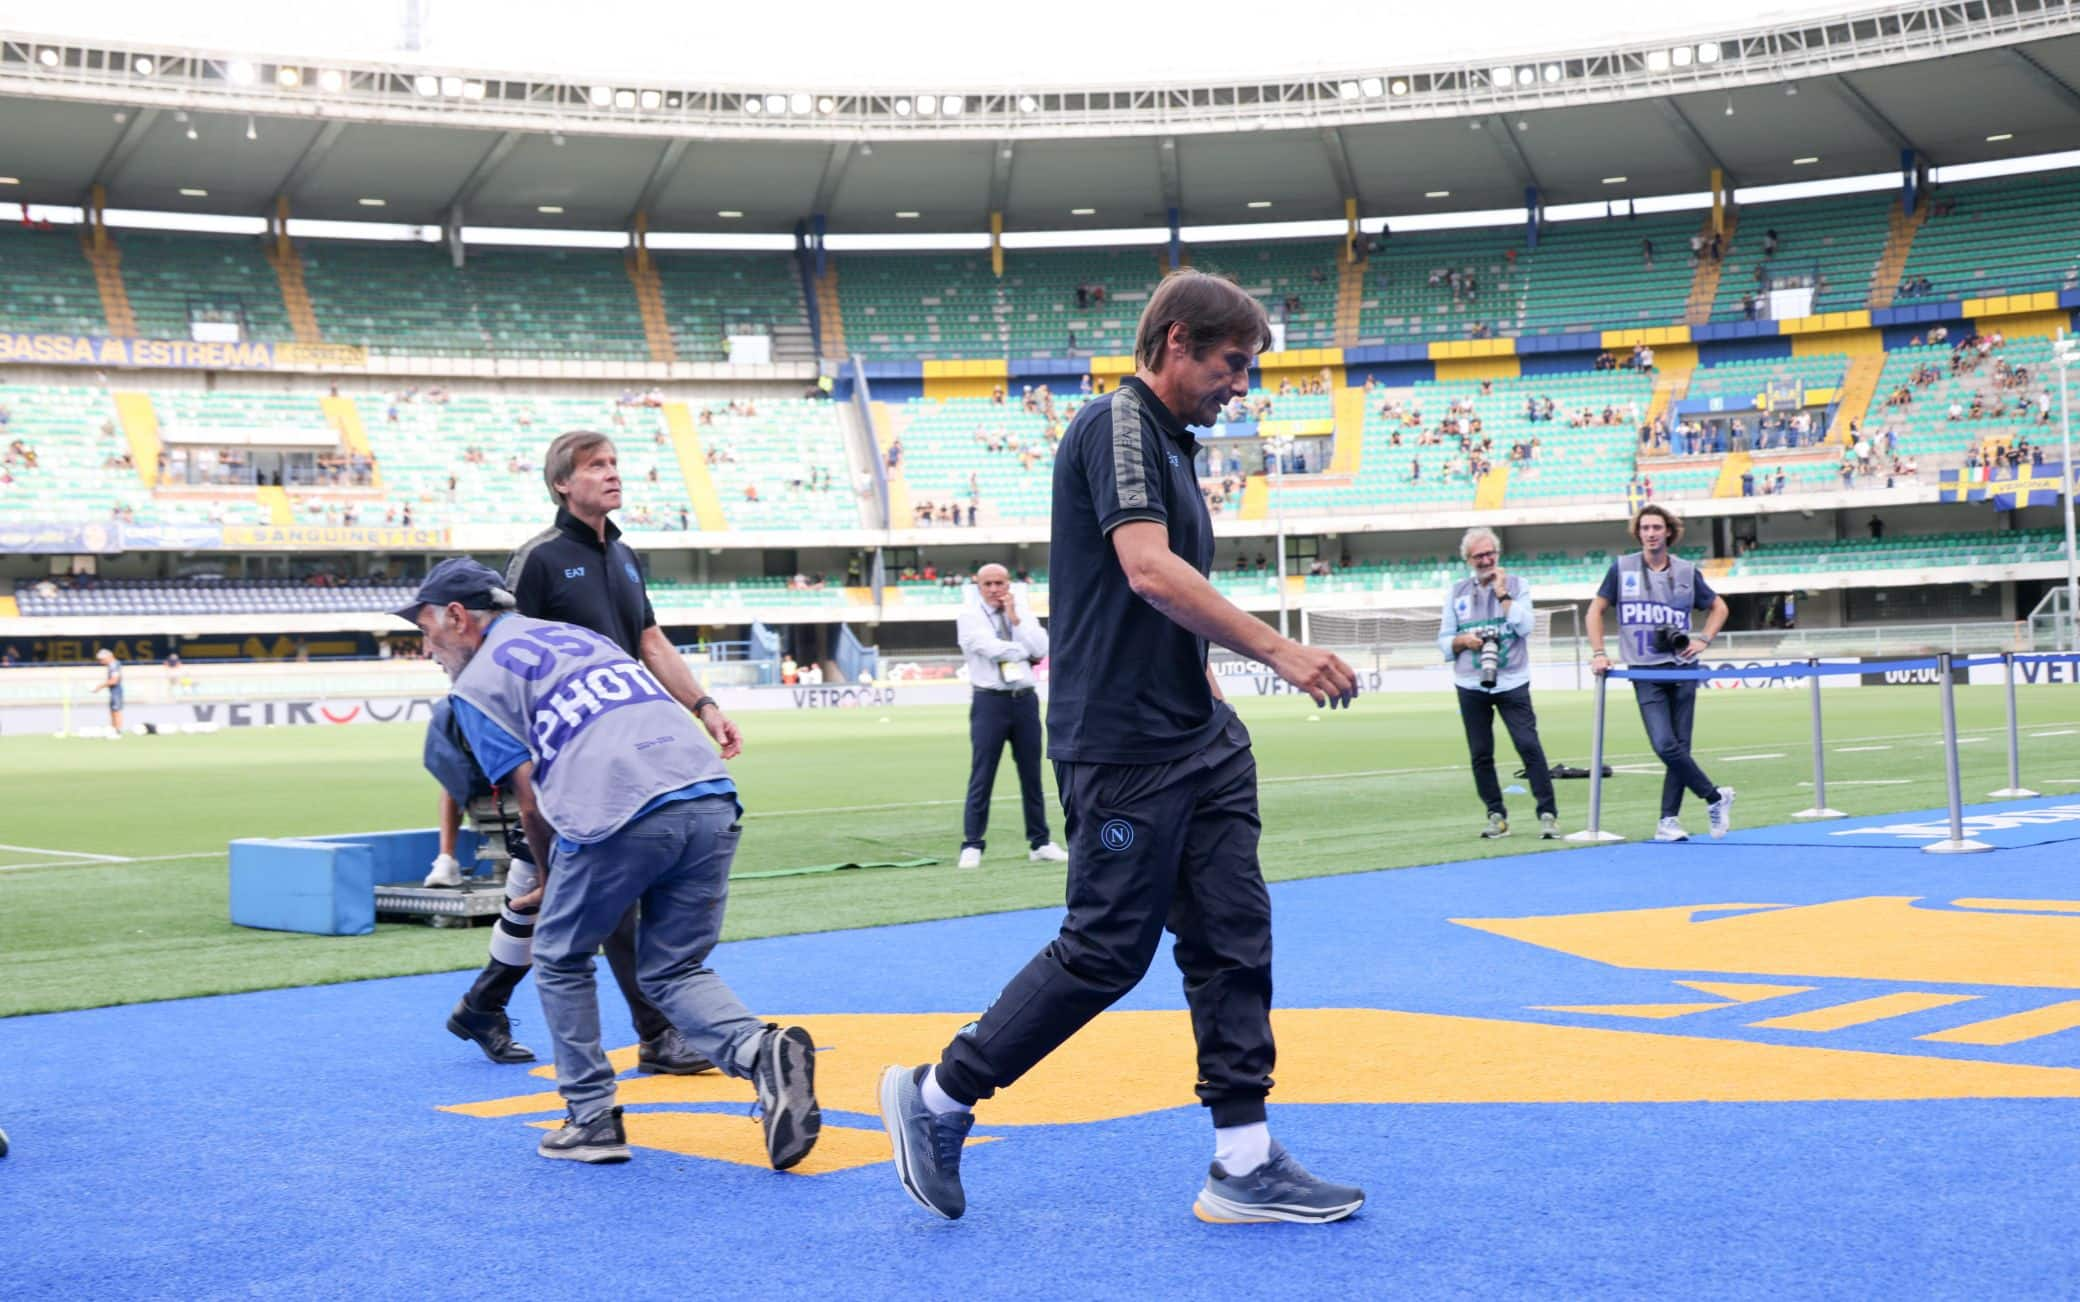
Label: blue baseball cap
xmin=394 ymin=557 xmax=517 ymax=623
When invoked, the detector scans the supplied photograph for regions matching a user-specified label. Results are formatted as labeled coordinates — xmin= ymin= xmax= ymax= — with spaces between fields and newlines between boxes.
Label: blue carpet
xmin=6 ymin=800 xmax=2080 ymax=1299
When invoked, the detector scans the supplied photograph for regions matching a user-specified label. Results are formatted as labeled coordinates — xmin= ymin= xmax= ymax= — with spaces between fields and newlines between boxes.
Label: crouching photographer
xmin=1439 ymin=527 xmax=1558 ymax=840
xmin=1586 ymin=503 xmax=1735 ymax=842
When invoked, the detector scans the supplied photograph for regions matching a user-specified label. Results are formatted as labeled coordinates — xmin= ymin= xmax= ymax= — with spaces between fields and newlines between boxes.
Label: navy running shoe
xmin=1193 ymin=1142 xmax=1365 ymax=1224
xmin=880 ymin=1065 xmax=975 ymax=1220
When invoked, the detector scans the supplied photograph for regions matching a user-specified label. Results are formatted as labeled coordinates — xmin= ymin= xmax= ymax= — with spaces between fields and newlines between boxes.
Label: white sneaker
xmin=423 ymin=853 xmax=464 ymax=888
xmin=1653 ymin=818 xmax=1690 ymax=843
xmin=1028 ymin=842 xmax=1069 ymax=863
xmin=956 ymin=847 xmax=982 ymax=870
xmin=1707 ymin=787 xmax=1736 ymax=839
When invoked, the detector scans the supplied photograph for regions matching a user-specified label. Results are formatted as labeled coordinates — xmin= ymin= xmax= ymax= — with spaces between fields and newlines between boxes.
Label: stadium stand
xmin=462 ymin=248 xmax=652 ymax=362
xmin=833 ymin=252 xmax=1007 ymax=359
xmin=1896 ymin=170 xmax=2080 ymax=301
xmin=355 ymin=391 xmax=696 ymax=531
xmin=895 ymin=395 xmax=1072 ymax=525
xmin=1708 ymin=193 xmax=1894 ymax=321
xmin=299 ymin=240 xmax=490 ymax=357
xmin=1866 ymin=336 xmax=2059 ymax=461
xmin=695 ymin=398 xmax=863 ymax=530
xmin=1686 ymin=353 xmax=1850 ymax=406
xmin=1002 ymin=248 xmax=1167 ymax=359
xmin=12 ymin=576 xmax=417 ymax=618
xmin=114 ymin=231 xmax=294 ymax=345
xmin=1354 ymin=213 xmax=1699 ymax=344
xmin=1729 ymin=528 xmax=2070 ymax=577
xmin=0 ymin=226 xmax=109 ymax=336
xmin=650 ymin=252 xmax=812 ymax=362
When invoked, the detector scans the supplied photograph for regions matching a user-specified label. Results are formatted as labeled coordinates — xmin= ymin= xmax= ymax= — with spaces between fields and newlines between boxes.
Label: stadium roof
xmin=2 ymin=6 xmax=2078 ymax=236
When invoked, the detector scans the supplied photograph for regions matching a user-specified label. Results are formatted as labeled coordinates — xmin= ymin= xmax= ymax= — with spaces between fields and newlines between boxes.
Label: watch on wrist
xmin=690 ymin=695 xmax=718 ymax=717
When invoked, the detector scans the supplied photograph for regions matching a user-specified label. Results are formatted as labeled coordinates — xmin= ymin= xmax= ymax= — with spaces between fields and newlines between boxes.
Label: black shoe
xmin=447 ymin=998 xmax=536 ymax=1064
xmin=752 ymin=1025 xmax=822 ymax=1171
xmin=537 ymin=1105 xmax=631 ymax=1163
xmin=636 ymin=1026 xmax=716 ymax=1075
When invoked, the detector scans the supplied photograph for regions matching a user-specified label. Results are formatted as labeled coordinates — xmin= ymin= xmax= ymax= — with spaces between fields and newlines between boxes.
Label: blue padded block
xmin=304 ymin=827 xmax=484 ymax=883
xmin=228 ymin=839 xmax=376 ymax=936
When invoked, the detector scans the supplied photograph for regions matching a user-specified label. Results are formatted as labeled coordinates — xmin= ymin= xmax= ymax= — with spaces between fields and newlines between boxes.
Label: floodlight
xmin=1490 ymin=66 xmax=1511 ymax=88
xmin=1543 ymin=64 xmax=1562 ymax=83
xmin=789 ymin=92 xmax=810 ymax=114
xmin=743 ymin=96 xmax=762 ymax=114
xmin=1517 ymin=67 xmax=1534 ymax=86
xmin=464 ymin=81 xmax=485 ymax=100
xmin=1697 ymin=43 xmax=1720 ymax=64
xmin=589 ymin=85 xmax=612 ymax=107
xmin=943 ymin=95 xmax=963 ymax=115
xmin=917 ymin=94 xmax=938 ymax=115
xmin=764 ymin=93 xmax=787 ymax=113
xmin=1018 ymin=95 xmax=1037 ymax=112
xmin=1672 ymin=47 xmax=1693 ymax=67
xmin=1360 ymin=77 xmax=1383 ymax=96
xmin=227 ymin=60 xmax=256 ymax=83
xmin=817 ymin=96 xmax=836 ymax=113
xmin=440 ymin=76 xmax=463 ymax=97
xmin=640 ymin=89 xmax=662 ymax=110
xmin=277 ymin=67 xmax=301 ymax=87
xmin=317 ymin=69 xmax=344 ymax=92
xmin=132 ymin=56 xmax=154 ymax=76
xmin=1339 ymin=81 xmax=1359 ymax=100
xmin=894 ymin=98 xmax=912 ymax=115
xmin=1389 ymin=80 xmax=1408 ymax=95
xmin=1645 ymin=50 xmax=1669 ymax=71
xmin=36 ymin=47 xmax=59 ymax=67
xmin=415 ymin=75 xmax=439 ymax=97
xmin=615 ymin=90 xmax=636 ymax=109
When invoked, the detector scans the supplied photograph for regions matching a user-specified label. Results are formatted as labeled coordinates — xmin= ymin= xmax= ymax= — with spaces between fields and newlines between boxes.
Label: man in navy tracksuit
xmin=879 ymin=270 xmax=1367 ymax=1225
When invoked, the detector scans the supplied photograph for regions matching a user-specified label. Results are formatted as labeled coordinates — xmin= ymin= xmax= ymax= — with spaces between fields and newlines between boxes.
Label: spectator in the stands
xmin=886 ymin=439 xmax=903 ymax=470
xmin=1641 ymin=239 xmax=1654 ymax=268
xmin=1 ymin=645 xmax=19 ymax=668
xmin=1763 ymin=229 xmax=1779 ymax=257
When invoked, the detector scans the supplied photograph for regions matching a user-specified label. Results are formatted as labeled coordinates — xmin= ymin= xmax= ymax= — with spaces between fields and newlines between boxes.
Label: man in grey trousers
xmin=399 ymin=557 xmax=819 ymax=1169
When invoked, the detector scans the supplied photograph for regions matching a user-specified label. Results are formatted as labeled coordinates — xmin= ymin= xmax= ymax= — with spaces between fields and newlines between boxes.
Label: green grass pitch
xmin=2 ymin=685 xmax=2076 ymax=1016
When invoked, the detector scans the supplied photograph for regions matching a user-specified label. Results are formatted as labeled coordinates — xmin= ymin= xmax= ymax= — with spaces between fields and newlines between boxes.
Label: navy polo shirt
xmin=1046 ymin=375 xmax=1227 ymax=765
xmin=504 ymin=509 xmax=657 ymax=656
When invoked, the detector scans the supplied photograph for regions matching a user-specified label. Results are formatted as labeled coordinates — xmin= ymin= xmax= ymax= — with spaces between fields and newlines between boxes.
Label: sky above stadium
xmin=0 ymin=0 xmax=1905 ymax=84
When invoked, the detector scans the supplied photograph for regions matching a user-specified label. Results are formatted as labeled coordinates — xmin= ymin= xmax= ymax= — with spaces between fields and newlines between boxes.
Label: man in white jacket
xmin=955 ymin=564 xmax=1068 ymax=869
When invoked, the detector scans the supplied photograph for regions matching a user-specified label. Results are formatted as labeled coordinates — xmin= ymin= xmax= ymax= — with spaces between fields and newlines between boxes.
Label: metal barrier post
xmin=1925 ymin=652 xmax=1994 ymax=854
xmin=1566 ymin=670 xmax=1625 ymax=843
xmin=1988 ymin=651 xmax=2039 ymax=798
xmin=1792 ymin=658 xmax=1845 ymax=819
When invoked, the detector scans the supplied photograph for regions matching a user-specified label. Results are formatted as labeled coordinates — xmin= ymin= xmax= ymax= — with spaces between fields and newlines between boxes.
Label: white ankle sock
xmin=921 ymin=1066 xmax=971 ymax=1117
xmin=1214 ymin=1122 xmax=1271 ymax=1175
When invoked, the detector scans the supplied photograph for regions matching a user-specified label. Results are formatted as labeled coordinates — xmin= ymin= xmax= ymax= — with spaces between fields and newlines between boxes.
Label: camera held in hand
xmin=1650 ymin=625 xmax=1696 ymax=657
xmin=1477 ymin=631 xmax=1504 ymax=688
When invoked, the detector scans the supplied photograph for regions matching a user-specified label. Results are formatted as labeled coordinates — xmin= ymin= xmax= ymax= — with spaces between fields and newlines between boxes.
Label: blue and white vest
xmin=1446 ymin=573 xmax=1529 ymax=687
xmin=1614 ymin=552 xmax=1698 ymax=666
xmin=450 ymin=613 xmax=727 ymax=844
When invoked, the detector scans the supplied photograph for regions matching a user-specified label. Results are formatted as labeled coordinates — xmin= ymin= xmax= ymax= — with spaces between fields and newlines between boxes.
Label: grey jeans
xmin=532 ymin=794 xmax=764 ymax=1120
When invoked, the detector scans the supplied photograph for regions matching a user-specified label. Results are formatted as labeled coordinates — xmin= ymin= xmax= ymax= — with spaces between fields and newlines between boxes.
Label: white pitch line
xmin=1721 ymin=753 xmax=1787 ymax=762
xmin=2032 ymin=730 xmax=2080 ymax=738
xmin=1835 ymin=745 xmax=1894 ymax=753
xmin=0 ymin=841 xmax=127 ymax=862
xmin=0 ymin=850 xmax=222 ymax=874
xmin=1799 ymin=778 xmax=1912 ymax=787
